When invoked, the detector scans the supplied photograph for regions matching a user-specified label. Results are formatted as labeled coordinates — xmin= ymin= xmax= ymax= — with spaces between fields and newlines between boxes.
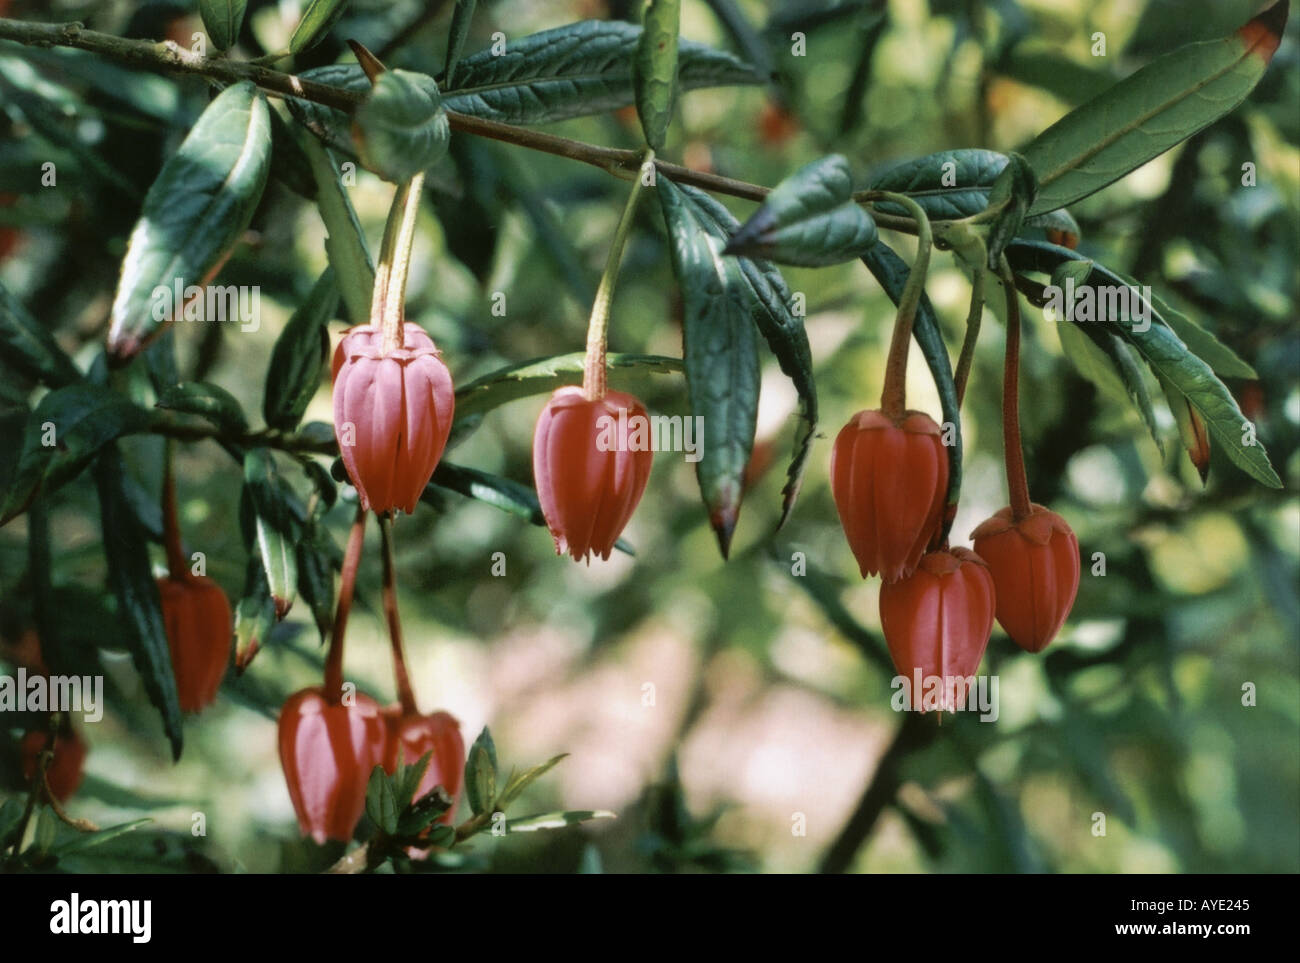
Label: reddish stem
xmin=378 ymin=512 xmax=418 ymax=716
xmin=323 ymin=505 xmax=368 ymax=704
xmin=160 ymin=447 xmax=187 ymax=579
xmin=998 ymin=264 xmax=1033 ymax=521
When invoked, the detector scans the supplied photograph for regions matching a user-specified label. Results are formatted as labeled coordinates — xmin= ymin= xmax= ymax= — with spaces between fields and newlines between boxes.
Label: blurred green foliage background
xmin=1 ymin=0 xmax=1297 ymax=873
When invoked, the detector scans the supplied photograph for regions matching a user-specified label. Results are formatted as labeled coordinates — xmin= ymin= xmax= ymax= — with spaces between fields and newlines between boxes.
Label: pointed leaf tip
xmin=1240 ymin=0 xmax=1289 ymax=61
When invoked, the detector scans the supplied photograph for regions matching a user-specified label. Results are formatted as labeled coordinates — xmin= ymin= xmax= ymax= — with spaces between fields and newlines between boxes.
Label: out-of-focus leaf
xmin=243 ymin=449 xmax=299 ymax=618
xmin=1021 ymin=2 xmax=1289 ymax=215
xmin=0 ymin=281 xmax=81 ymax=387
xmin=464 ymin=727 xmax=497 ymax=816
xmin=264 ymin=270 xmax=337 ymax=431
xmin=727 ymin=155 xmax=878 ymax=266
xmin=93 ymin=448 xmax=183 ymax=760
xmin=353 ymin=70 xmax=450 ymax=183
xmin=658 ymin=176 xmax=762 ymax=557
xmin=504 ymin=810 xmax=616 ymax=833
xmin=107 ymin=82 xmax=272 ymax=361
xmin=50 ymin=818 xmax=151 ymax=857
xmin=365 ymin=765 xmax=399 ymax=835
xmin=443 ymin=0 xmax=479 ymax=88
xmin=199 ymin=0 xmax=247 ymax=52
xmin=289 ymin=0 xmax=352 ymax=54
xmin=634 ymin=0 xmax=681 ymax=149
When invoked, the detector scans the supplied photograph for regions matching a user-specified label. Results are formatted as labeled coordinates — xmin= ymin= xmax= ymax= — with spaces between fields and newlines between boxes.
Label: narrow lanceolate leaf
xmin=295 ymin=507 xmax=338 ymax=643
xmin=1021 ymin=0 xmax=1289 ymax=216
xmin=443 ymin=20 xmax=762 ymax=125
xmin=155 ymin=381 xmax=249 ymax=435
xmin=289 ymin=0 xmax=351 ymax=54
xmin=634 ymin=0 xmax=681 ymax=150
xmin=107 ymin=83 xmax=272 ymax=361
xmin=0 ymin=281 xmax=81 ymax=387
xmin=93 ymin=448 xmax=183 ymax=760
xmin=1161 ymin=375 xmax=1212 ymax=483
xmin=234 ymin=555 xmax=276 ymax=671
xmin=1 ymin=385 xmax=154 ymax=525
xmin=868 ymin=149 xmax=1009 ymax=220
xmin=1145 ymin=290 xmax=1256 ymax=379
xmin=443 ymin=0 xmax=478 ymax=88
xmin=298 ymin=134 xmax=374 ymax=324
xmin=199 ymin=0 xmax=247 ymax=52
xmin=677 ymin=184 xmax=817 ymax=528
xmin=453 ymin=352 xmax=682 ymax=422
xmin=243 ymin=449 xmax=299 ymax=618
xmin=353 ymin=70 xmax=450 ymax=183
xmin=659 ymin=177 xmax=762 ymax=557
xmin=505 ymin=810 xmax=616 ymax=833
xmin=726 ymin=155 xmax=877 ymax=266
xmin=264 ymin=270 xmax=338 ymax=431
xmin=860 ymin=243 xmax=963 ymax=513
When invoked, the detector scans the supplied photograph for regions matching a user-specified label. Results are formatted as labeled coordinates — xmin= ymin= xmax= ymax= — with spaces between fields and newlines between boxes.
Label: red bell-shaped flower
xmin=157 ymin=574 xmax=232 ymax=713
xmin=383 ymin=708 xmax=465 ymax=825
xmin=879 ymin=548 xmax=995 ymax=712
xmin=830 ymin=409 xmax=949 ymax=582
xmin=278 ymin=687 xmax=388 ymax=845
xmin=20 ymin=729 xmax=87 ymax=802
xmin=971 ymin=504 xmax=1079 ymax=653
xmin=533 ymin=386 xmax=654 ymax=562
xmin=332 ymin=322 xmax=454 ymax=515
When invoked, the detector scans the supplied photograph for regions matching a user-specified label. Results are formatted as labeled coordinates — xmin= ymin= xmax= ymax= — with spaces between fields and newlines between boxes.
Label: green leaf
xmin=298 ymin=133 xmax=374 ymax=324
xmin=155 ymin=381 xmax=249 ymax=434
xmin=860 ymin=243 xmax=964 ymax=511
xmin=658 ymin=176 xmax=762 ymax=557
xmin=464 ymin=727 xmax=498 ymax=816
xmin=93 ymin=448 xmax=183 ymax=760
xmin=107 ymin=82 xmax=272 ymax=361
xmin=444 ymin=0 xmax=478 ymax=88
xmin=365 ymin=764 xmax=399 ymax=835
xmin=295 ymin=508 xmax=337 ymax=643
xmin=634 ymin=0 xmax=681 ymax=149
xmin=868 ymin=149 xmax=1009 ymax=219
xmin=234 ymin=556 xmax=276 ymax=668
xmin=289 ymin=0 xmax=352 ymax=54
xmin=1 ymin=385 xmax=154 ymax=525
xmin=726 ymin=155 xmax=878 ymax=266
xmin=264 ymin=270 xmax=338 ymax=431
xmin=453 ymin=352 xmax=682 ymax=423
xmin=50 ymin=818 xmax=151 ymax=857
xmin=1146 ymin=291 xmax=1256 ymax=379
xmin=504 ymin=810 xmax=616 ymax=833
xmin=1021 ymin=1 xmax=1289 ymax=215
xmin=1160 ymin=375 xmax=1213 ymax=483
xmin=443 ymin=20 xmax=763 ymax=125
xmin=497 ymin=753 xmax=568 ymax=809
xmin=353 ymin=70 xmax=450 ymax=183
xmin=243 ymin=449 xmax=299 ymax=618
xmin=985 ymin=151 xmax=1037 ymax=269
xmin=0 ymin=281 xmax=81 ymax=387
xmin=392 ymin=751 xmax=434 ymax=810
xmin=199 ymin=0 xmax=247 ymax=52
xmin=675 ymin=184 xmax=817 ymax=528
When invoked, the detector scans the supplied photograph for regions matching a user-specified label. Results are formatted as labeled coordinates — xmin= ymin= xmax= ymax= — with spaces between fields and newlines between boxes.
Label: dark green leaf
xmin=365 ymin=764 xmax=399 ymax=835
xmin=868 ymin=149 xmax=1009 ymax=219
xmin=634 ymin=0 xmax=681 ymax=149
xmin=243 ymin=449 xmax=299 ymax=617
xmin=50 ymin=818 xmax=151 ymax=857
xmin=726 ymin=155 xmax=878 ymax=266
xmin=444 ymin=20 xmax=762 ymax=125
xmin=676 ymin=184 xmax=817 ymax=528
xmin=107 ymin=82 xmax=272 ymax=361
xmin=298 ymin=134 xmax=374 ymax=324
xmin=354 ymin=70 xmax=450 ymax=183
xmin=155 ymin=381 xmax=249 ymax=434
xmin=295 ymin=508 xmax=337 ymax=643
xmin=289 ymin=0 xmax=352 ymax=54
xmin=985 ymin=151 xmax=1037 ymax=269
xmin=264 ymin=270 xmax=338 ymax=431
xmin=199 ymin=0 xmax=247 ymax=52
xmin=658 ymin=176 xmax=762 ymax=557
xmin=464 ymin=726 xmax=498 ymax=815
xmin=860 ymin=243 xmax=963 ymax=511
xmin=0 ymin=281 xmax=81 ymax=388
xmin=444 ymin=0 xmax=478 ymax=88
xmin=1021 ymin=2 xmax=1288 ymax=215
xmin=93 ymin=448 xmax=183 ymax=760
xmin=234 ymin=555 xmax=276 ymax=668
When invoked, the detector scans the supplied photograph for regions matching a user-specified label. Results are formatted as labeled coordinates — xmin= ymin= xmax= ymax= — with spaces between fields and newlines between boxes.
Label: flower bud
xmin=971 ymin=504 xmax=1079 ymax=653
xmin=157 ymin=574 xmax=232 ymax=713
xmin=332 ymin=323 xmax=454 ymax=515
xmin=278 ymin=687 xmax=387 ymax=844
xmin=532 ymin=386 xmax=654 ymax=562
xmin=879 ymin=548 xmax=995 ymax=712
xmin=830 ymin=409 xmax=948 ymax=582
